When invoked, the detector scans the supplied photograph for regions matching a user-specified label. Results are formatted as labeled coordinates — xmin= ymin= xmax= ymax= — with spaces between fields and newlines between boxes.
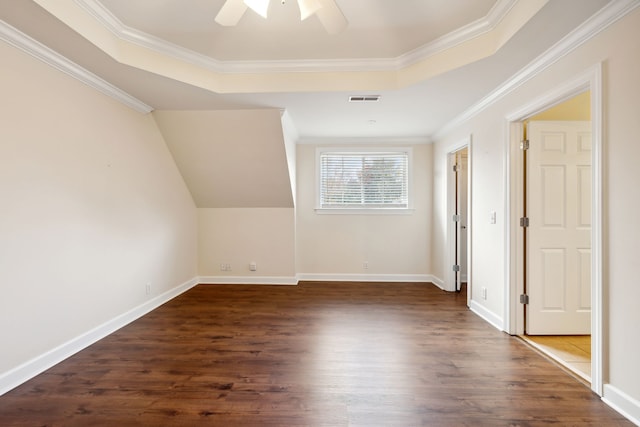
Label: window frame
xmin=315 ymin=147 xmax=413 ymax=214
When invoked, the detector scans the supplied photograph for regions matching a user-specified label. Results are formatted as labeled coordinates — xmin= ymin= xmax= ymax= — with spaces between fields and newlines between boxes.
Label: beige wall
xmin=198 ymin=208 xmax=296 ymax=280
xmin=153 ymin=109 xmax=294 ymax=209
xmin=296 ymin=144 xmax=432 ymax=279
xmin=432 ymin=7 xmax=640 ymax=406
xmin=0 ymin=40 xmax=197 ymax=376
xmin=3 ymin=3 xmax=639 ymax=419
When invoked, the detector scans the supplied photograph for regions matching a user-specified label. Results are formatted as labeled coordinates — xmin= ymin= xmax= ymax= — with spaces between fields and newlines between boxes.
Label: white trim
xmin=74 ymin=0 xmax=516 ymax=74
xmin=0 ymin=276 xmax=199 ymax=397
xmin=434 ymin=0 xmax=639 ymax=140
xmin=297 ymin=273 xmax=435 ymax=283
xmin=602 ymin=385 xmax=640 ymax=426
xmin=465 ymin=140 xmax=473 ymax=307
xmin=315 ymin=146 xmax=413 ymax=212
xmin=0 ymin=19 xmax=152 ymax=114
xmin=315 ymin=208 xmax=414 ymax=215
xmin=469 ymin=300 xmax=504 ymax=331
xmin=504 ymin=121 xmax=523 ymax=336
xmin=198 ymin=276 xmax=299 ymax=285
xmin=446 ymin=150 xmax=458 ymax=293
xmin=504 ymin=63 xmax=603 ymax=395
xmin=445 ymin=136 xmax=472 ymax=293
xmin=430 ymin=275 xmax=445 ymax=290
xmin=397 ymin=0 xmax=516 ymax=68
xmin=590 ymin=63 xmax=604 ymax=398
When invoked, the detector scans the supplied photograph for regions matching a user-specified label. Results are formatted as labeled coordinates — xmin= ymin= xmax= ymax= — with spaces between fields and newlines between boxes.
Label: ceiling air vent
xmin=349 ymin=95 xmax=380 ymax=102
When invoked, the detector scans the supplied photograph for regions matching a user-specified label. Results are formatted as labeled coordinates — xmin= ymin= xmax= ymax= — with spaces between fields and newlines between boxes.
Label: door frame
xmin=503 ymin=63 xmax=603 ymax=395
xmin=446 ymin=136 xmax=472 ymax=304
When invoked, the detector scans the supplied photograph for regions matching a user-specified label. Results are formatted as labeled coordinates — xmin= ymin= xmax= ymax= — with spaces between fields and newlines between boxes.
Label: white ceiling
xmin=0 ymin=0 xmax=612 ymax=140
xmin=98 ymin=0 xmax=497 ymax=61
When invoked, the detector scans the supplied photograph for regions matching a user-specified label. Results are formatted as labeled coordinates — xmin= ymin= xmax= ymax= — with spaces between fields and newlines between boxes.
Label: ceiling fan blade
xmin=244 ymin=0 xmax=270 ymax=18
xmin=297 ymin=0 xmax=322 ymax=21
xmin=215 ymin=0 xmax=249 ymax=26
xmin=315 ymin=0 xmax=347 ymax=34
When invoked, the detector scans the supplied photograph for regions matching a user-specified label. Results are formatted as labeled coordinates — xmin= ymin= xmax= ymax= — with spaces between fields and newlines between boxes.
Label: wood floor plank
xmin=0 ymin=282 xmax=631 ymax=426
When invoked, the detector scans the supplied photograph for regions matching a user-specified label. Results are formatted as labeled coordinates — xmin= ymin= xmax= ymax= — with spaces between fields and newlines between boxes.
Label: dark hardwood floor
xmin=0 ymin=282 xmax=630 ymax=426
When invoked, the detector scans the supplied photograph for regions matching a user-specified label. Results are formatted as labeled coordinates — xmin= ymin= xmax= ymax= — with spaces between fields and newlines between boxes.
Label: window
xmin=318 ymin=148 xmax=410 ymax=211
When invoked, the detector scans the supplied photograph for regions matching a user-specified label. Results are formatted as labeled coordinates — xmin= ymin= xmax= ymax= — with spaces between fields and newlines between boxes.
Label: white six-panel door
xmin=527 ymin=121 xmax=591 ymax=335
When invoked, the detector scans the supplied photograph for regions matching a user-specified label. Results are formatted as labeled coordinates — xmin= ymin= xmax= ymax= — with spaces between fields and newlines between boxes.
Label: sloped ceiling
xmin=153 ymin=109 xmax=294 ymax=208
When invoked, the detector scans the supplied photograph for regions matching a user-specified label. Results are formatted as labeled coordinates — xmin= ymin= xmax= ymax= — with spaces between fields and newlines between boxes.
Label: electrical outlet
xmin=482 ymin=287 xmax=487 ymax=300
xmin=220 ymin=263 xmax=227 ymax=271
xmin=226 ymin=263 xmax=232 ymax=271
xmin=363 ymin=261 xmax=369 ymax=270
xmin=145 ymin=282 xmax=151 ymax=295
xmin=249 ymin=262 xmax=257 ymax=271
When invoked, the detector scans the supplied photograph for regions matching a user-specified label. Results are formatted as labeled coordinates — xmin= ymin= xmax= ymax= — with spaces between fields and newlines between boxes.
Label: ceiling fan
xmin=215 ymin=0 xmax=347 ymax=34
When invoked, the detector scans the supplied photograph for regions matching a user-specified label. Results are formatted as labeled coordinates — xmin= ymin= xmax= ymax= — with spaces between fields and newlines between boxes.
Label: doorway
xmin=447 ymin=141 xmax=471 ymax=299
xmin=520 ymin=95 xmax=593 ymax=382
xmin=505 ymin=65 xmax=603 ymax=395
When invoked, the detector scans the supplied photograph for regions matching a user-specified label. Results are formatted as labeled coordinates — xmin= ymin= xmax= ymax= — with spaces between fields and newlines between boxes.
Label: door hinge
xmin=453 ymin=214 xmax=461 ymax=222
xmin=453 ymin=164 xmax=459 ymax=172
xmin=520 ymin=139 xmax=530 ymax=150
xmin=520 ymin=294 xmax=529 ymax=305
xmin=520 ymin=217 xmax=530 ymax=227
xmin=452 ymin=264 xmax=460 ymax=272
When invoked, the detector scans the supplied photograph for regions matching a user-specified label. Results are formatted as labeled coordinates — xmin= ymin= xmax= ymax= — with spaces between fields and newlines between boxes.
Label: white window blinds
xmin=319 ymin=151 xmax=409 ymax=209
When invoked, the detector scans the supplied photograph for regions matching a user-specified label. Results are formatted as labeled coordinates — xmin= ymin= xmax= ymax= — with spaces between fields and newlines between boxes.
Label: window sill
xmin=314 ymin=208 xmax=415 ymax=215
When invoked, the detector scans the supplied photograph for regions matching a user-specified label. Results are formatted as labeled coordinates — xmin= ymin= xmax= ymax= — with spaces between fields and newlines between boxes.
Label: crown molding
xmin=0 ymin=19 xmax=152 ymax=114
xmin=397 ymin=0 xmax=517 ymax=68
xmin=74 ymin=0 xmax=518 ymax=74
xmin=74 ymin=0 xmax=229 ymax=72
xmin=433 ymin=0 xmax=640 ymax=140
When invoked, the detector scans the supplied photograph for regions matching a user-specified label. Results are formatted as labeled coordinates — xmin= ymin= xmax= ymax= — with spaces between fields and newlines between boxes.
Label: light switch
xmin=490 ymin=211 xmax=497 ymax=224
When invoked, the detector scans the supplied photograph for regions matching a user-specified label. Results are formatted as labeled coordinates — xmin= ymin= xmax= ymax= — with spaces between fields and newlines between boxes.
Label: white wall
xmin=0 ymin=40 xmax=197 ymax=381
xmin=432 ymin=6 xmax=640 ymax=413
xmin=296 ymin=144 xmax=432 ymax=281
xmin=198 ymin=208 xmax=296 ymax=282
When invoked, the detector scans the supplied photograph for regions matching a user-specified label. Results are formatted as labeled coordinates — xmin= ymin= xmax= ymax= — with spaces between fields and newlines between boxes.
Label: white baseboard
xmin=0 ymin=276 xmax=199 ymax=397
xmin=297 ymin=273 xmax=435 ymax=283
xmin=603 ymin=384 xmax=640 ymax=426
xmin=430 ymin=275 xmax=445 ymax=290
xmin=469 ymin=299 xmax=504 ymax=331
xmin=198 ymin=276 xmax=298 ymax=285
